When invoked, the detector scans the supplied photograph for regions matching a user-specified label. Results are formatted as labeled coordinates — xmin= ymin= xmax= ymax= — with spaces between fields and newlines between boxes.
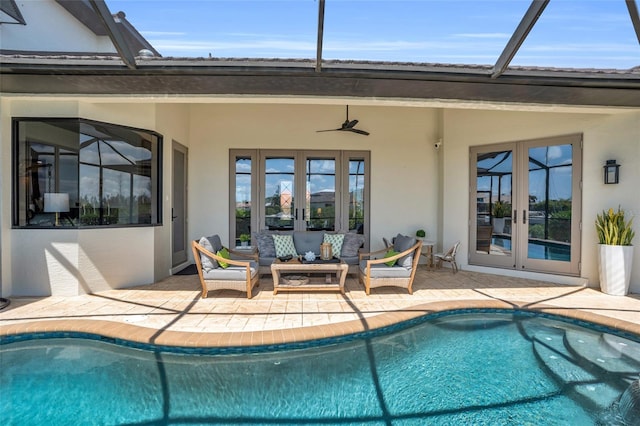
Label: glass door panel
xmin=520 ymin=136 xmax=581 ymax=275
xmin=469 ymin=146 xmax=516 ymax=268
xmin=264 ymin=157 xmax=295 ymax=231
xmin=306 ymin=158 xmax=336 ymax=231
xmin=348 ymin=158 xmax=366 ymax=233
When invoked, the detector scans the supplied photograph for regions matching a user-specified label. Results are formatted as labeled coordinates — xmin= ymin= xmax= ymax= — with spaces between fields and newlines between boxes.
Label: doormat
xmin=174 ymin=264 xmax=197 ymax=275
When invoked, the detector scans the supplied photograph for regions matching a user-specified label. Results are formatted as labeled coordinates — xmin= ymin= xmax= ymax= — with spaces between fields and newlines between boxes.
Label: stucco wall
xmin=188 ymin=103 xmax=440 ymax=254
xmin=443 ymin=109 xmax=640 ymax=292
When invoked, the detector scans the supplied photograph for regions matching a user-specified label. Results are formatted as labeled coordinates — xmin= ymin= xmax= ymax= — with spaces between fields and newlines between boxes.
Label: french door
xmin=469 ymin=134 xmax=582 ymax=275
xmin=260 ymin=150 xmax=340 ymax=232
xmin=230 ymin=149 xmax=369 ymax=247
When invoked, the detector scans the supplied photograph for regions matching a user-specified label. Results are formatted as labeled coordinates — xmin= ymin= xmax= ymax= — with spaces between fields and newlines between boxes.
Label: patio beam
xmin=491 ymin=0 xmax=549 ymax=79
xmin=627 ymin=0 xmax=640 ymax=45
xmin=316 ymin=0 xmax=325 ymax=72
xmin=87 ymin=0 xmax=137 ymax=70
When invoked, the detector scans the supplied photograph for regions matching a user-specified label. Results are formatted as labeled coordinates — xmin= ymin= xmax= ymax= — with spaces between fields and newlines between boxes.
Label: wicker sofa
xmin=253 ymin=230 xmax=365 ymax=276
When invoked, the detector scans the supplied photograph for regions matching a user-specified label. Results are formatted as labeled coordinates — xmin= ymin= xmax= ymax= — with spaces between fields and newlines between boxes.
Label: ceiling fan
xmin=317 ymin=105 xmax=369 ymax=136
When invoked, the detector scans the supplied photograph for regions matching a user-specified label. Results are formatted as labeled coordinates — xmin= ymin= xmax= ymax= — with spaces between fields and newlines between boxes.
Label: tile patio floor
xmin=1 ymin=268 xmax=640 ymax=347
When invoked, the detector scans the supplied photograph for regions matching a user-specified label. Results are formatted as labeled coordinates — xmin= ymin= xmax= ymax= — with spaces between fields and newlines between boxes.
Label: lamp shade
xmin=44 ymin=193 xmax=70 ymax=213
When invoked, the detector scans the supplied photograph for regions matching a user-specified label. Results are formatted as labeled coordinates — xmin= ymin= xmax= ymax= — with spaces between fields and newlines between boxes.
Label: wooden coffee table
xmin=271 ymin=258 xmax=349 ymax=295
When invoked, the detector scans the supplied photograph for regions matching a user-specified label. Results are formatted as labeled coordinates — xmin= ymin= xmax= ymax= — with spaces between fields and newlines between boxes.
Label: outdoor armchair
xmin=434 ymin=241 xmax=461 ymax=274
xmin=359 ymin=234 xmax=422 ymax=295
xmin=192 ymin=236 xmax=259 ymax=299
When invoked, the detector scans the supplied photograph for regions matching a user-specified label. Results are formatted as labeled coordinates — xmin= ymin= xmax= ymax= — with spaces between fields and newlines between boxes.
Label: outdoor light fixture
xmin=603 ymin=160 xmax=620 ymax=185
xmin=44 ymin=193 xmax=70 ymax=226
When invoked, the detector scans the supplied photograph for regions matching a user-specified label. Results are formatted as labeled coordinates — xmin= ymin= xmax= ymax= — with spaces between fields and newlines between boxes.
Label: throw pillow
xmin=323 ymin=233 xmax=345 ymax=258
xmin=384 ymin=249 xmax=399 ymax=267
xmin=394 ymin=233 xmax=417 ymax=268
xmin=341 ymin=233 xmax=365 ymax=257
xmin=254 ymin=230 xmax=277 ymax=258
xmin=272 ymin=234 xmax=298 ymax=258
xmin=217 ymin=247 xmax=230 ymax=268
xmin=198 ymin=236 xmax=218 ymax=271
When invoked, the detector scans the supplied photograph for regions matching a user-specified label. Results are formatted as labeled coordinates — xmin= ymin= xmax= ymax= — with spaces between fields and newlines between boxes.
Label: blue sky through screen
xmin=106 ymin=0 xmax=639 ymax=69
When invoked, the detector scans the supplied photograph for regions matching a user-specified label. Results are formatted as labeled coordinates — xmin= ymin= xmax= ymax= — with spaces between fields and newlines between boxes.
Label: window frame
xmin=12 ymin=117 xmax=163 ymax=229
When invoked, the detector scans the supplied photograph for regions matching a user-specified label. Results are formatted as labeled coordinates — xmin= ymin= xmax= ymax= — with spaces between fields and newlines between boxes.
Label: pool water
xmin=2 ymin=313 xmax=639 ymax=425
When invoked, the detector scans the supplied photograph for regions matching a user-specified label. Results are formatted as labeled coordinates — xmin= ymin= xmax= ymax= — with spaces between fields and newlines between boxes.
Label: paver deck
xmin=1 ymin=268 xmax=639 ymax=347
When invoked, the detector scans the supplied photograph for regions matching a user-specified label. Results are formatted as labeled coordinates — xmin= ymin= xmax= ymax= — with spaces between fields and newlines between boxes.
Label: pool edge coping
xmin=2 ymin=299 xmax=639 ymax=348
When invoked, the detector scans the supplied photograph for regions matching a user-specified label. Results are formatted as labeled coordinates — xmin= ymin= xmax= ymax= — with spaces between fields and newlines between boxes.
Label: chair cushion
xmin=273 ymin=234 xmax=298 ymax=257
xmin=208 ymin=234 xmax=223 ymax=253
xmin=254 ymin=230 xmax=278 ymax=258
xmin=394 ymin=233 xmax=416 ymax=268
xmin=341 ymin=233 xmax=365 ymax=257
xmin=359 ymin=261 xmax=412 ymax=278
xmin=198 ymin=236 xmax=218 ymax=271
xmin=323 ymin=233 xmax=345 ymax=258
xmin=293 ymin=231 xmax=325 ymax=255
xmin=202 ymin=263 xmax=258 ymax=280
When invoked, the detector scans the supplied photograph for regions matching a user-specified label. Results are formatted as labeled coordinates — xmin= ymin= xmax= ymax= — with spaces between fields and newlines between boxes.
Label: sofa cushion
xmin=273 ymin=234 xmax=298 ymax=257
xmin=254 ymin=230 xmax=277 ymax=258
xmin=359 ymin=261 xmax=412 ymax=278
xmin=341 ymin=233 xmax=365 ymax=257
xmin=198 ymin=236 xmax=218 ymax=271
xmin=208 ymin=234 xmax=223 ymax=253
xmin=394 ymin=233 xmax=417 ymax=268
xmin=293 ymin=231 xmax=324 ymax=255
xmin=323 ymin=233 xmax=345 ymax=258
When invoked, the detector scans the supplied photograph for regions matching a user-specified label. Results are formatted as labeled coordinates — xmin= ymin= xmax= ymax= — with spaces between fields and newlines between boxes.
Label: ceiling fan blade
xmin=349 ymin=128 xmax=370 ymax=136
xmin=316 ymin=128 xmax=341 ymax=132
xmin=346 ymin=119 xmax=359 ymax=128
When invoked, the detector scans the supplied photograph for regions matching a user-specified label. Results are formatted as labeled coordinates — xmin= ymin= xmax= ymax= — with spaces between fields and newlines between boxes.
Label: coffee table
xmin=271 ymin=258 xmax=349 ymax=295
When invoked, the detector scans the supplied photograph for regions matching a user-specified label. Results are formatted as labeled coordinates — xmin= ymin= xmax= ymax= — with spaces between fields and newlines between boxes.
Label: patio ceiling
xmin=1 ymin=0 xmax=639 ymax=107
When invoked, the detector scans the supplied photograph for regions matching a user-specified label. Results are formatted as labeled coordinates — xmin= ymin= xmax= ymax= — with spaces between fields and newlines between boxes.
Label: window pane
xmin=14 ymin=119 xmax=161 ymax=228
xmin=235 ymin=157 xmax=252 ymax=245
xmin=307 ymin=158 xmax=335 ymax=231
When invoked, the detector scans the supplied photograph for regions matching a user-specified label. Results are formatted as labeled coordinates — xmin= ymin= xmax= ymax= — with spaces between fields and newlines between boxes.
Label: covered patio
xmin=2 ymin=268 xmax=640 ymax=347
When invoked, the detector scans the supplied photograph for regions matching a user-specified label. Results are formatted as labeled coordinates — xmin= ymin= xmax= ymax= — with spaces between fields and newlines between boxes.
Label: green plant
xmin=416 ymin=229 xmax=426 ymax=238
xmin=596 ymin=207 xmax=635 ymax=246
xmin=492 ymin=201 xmax=509 ymax=218
xmin=239 ymin=233 xmax=251 ymax=242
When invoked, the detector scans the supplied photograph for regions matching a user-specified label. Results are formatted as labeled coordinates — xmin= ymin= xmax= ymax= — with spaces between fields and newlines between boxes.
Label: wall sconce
xmin=603 ymin=160 xmax=620 ymax=185
xmin=44 ymin=193 xmax=70 ymax=226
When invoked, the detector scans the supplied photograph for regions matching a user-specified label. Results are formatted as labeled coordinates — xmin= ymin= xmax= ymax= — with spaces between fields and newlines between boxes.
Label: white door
xmin=172 ymin=141 xmax=188 ymax=267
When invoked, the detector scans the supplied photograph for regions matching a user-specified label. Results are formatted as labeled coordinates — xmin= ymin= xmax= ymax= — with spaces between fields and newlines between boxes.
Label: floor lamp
xmin=44 ymin=193 xmax=70 ymax=226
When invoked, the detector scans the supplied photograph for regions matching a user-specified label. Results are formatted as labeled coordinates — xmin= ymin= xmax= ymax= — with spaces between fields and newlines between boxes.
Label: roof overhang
xmin=1 ymin=57 xmax=639 ymax=108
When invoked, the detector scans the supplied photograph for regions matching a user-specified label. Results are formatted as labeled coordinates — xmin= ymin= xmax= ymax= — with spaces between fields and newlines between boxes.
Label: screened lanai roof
xmin=1 ymin=0 xmax=639 ymax=107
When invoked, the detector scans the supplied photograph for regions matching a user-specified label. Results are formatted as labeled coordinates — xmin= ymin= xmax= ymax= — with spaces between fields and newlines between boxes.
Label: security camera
xmin=434 ymin=141 xmax=442 ymax=149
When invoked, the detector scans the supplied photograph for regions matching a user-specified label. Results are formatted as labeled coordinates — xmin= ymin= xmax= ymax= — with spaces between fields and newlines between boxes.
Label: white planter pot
xmin=493 ymin=218 xmax=505 ymax=234
xmin=598 ymin=244 xmax=634 ymax=296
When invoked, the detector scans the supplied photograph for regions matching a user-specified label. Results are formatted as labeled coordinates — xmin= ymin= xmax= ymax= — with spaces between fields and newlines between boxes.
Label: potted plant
xmin=416 ymin=229 xmax=426 ymax=240
xmin=596 ymin=207 xmax=635 ymax=295
xmin=492 ymin=201 xmax=509 ymax=234
xmin=239 ymin=233 xmax=251 ymax=247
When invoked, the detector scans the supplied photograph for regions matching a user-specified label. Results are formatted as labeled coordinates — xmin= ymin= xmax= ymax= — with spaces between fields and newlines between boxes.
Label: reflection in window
xmin=14 ymin=118 xmax=161 ymax=227
xmin=307 ymin=158 xmax=335 ymax=231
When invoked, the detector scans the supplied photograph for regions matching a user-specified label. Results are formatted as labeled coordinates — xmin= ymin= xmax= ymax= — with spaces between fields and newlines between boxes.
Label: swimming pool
xmin=2 ymin=311 xmax=639 ymax=425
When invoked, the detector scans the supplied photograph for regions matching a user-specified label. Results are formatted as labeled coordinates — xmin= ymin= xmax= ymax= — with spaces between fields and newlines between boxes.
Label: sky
xmin=105 ymin=0 xmax=639 ymax=69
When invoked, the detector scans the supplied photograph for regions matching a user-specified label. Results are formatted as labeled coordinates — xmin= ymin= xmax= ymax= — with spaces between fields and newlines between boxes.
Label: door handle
xmin=171 ymin=208 xmax=178 ymax=221
xmin=513 ymin=210 xmax=517 ymax=225
xmin=522 ymin=210 xmax=527 ymax=224
xmin=295 ymin=208 xmax=298 ymax=220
